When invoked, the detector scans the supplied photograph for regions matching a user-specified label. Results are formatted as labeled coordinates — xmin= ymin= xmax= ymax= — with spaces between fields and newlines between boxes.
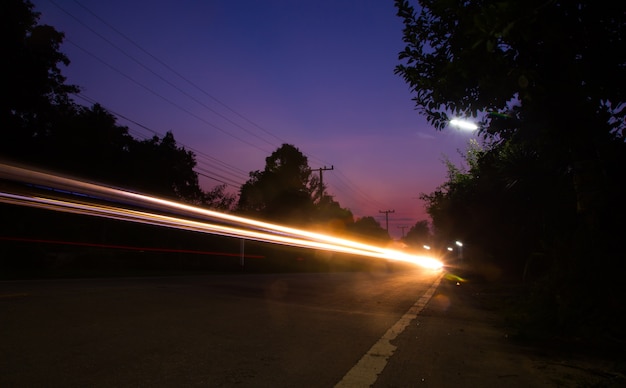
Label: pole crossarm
xmin=316 ymin=165 xmax=334 ymax=200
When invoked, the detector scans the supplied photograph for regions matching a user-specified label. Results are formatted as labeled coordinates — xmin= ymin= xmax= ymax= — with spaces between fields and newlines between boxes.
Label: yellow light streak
xmin=0 ymin=162 xmax=443 ymax=269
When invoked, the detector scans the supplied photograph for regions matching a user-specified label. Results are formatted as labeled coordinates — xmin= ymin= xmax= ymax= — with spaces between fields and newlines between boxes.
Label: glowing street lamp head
xmin=449 ymin=119 xmax=478 ymax=131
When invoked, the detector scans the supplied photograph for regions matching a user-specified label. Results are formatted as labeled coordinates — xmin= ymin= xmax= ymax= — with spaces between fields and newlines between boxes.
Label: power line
xmin=378 ymin=209 xmax=395 ymax=232
xmin=65 ymin=38 xmax=274 ymax=155
xmin=70 ymin=0 xmax=289 ymax=147
xmin=43 ymin=0 xmax=394 ymax=215
xmin=51 ymin=0 xmax=283 ymax=151
xmin=72 ymin=93 xmax=247 ymax=189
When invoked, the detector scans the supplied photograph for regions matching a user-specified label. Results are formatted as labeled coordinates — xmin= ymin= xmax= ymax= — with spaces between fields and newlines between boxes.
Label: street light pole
xmin=455 ymin=240 xmax=463 ymax=260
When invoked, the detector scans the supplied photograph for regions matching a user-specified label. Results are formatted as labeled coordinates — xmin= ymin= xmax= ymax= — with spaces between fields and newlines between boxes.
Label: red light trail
xmin=0 ymin=162 xmax=443 ymax=269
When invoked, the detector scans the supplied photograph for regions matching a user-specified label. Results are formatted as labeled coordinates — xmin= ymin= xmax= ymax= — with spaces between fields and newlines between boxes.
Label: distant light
xmin=449 ymin=119 xmax=478 ymax=131
xmin=423 ymin=245 xmax=431 ymax=250
xmin=455 ymin=241 xmax=463 ymax=247
xmin=447 ymin=247 xmax=453 ymax=251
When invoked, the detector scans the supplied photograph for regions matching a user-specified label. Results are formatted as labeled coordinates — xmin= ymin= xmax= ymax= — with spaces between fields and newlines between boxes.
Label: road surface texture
xmin=374 ymin=276 xmax=625 ymax=387
xmin=1 ymin=269 xmax=624 ymax=387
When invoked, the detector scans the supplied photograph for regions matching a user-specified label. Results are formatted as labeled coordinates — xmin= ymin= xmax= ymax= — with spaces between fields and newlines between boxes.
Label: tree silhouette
xmin=310 ymin=195 xmax=355 ymax=235
xmin=403 ymin=220 xmax=431 ymax=248
xmin=395 ymin=0 xmax=625 ymax=229
xmin=237 ymin=144 xmax=317 ymax=224
xmin=2 ymin=1 xmax=236 ymax=209
xmin=45 ymin=104 xmax=134 ymax=180
xmin=2 ymin=0 xmax=80 ymax=160
xmin=348 ymin=216 xmax=390 ymax=243
xmin=127 ymin=131 xmax=204 ymax=202
xmin=396 ymin=0 xmax=626 ymax=342
xmin=202 ymin=183 xmax=236 ymax=211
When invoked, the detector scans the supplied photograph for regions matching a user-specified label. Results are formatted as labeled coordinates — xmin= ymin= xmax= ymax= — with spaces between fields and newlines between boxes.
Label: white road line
xmin=335 ymin=274 xmax=443 ymax=387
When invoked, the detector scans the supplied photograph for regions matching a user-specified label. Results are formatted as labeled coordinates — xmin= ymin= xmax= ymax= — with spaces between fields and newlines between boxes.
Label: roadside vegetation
xmin=394 ymin=0 xmax=626 ymax=354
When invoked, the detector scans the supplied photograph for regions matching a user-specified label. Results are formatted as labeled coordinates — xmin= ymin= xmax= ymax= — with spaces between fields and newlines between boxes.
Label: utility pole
xmin=379 ymin=209 xmax=395 ymax=232
xmin=398 ymin=225 xmax=408 ymax=238
xmin=316 ymin=165 xmax=333 ymax=200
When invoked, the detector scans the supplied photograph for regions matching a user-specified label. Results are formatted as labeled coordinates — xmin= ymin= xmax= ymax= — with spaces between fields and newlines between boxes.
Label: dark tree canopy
xmin=237 ymin=144 xmax=317 ymax=224
xmin=397 ymin=0 xmax=626 ymax=342
xmin=2 ymin=0 xmax=80 ymax=157
xmin=1 ymin=0 xmax=233 ymax=209
xmin=396 ymin=0 xmax=626 ymax=255
xmin=236 ymin=144 xmax=361 ymax=234
xmin=45 ymin=104 xmax=134 ymax=179
xmin=403 ymin=220 xmax=431 ymax=248
xmin=395 ymin=0 xmax=626 ymax=135
xmin=309 ymin=195 xmax=354 ymax=235
xmin=128 ymin=131 xmax=204 ymax=201
xmin=395 ymin=1 xmax=625 ymax=225
xmin=348 ymin=216 xmax=390 ymax=243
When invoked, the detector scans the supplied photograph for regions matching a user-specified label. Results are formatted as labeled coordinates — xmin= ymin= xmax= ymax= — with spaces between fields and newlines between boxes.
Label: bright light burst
xmin=0 ymin=163 xmax=443 ymax=269
xmin=449 ymin=118 xmax=478 ymax=131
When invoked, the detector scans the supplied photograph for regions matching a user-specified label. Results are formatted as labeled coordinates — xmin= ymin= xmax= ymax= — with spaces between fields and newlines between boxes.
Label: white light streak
xmin=0 ymin=163 xmax=443 ymax=269
xmin=449 ymin=118 xmax=478 ymax=131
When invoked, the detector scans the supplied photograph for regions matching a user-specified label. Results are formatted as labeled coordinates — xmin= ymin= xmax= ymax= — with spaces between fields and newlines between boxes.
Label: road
xmin=1 ymin=269 xmax=441 ymax=387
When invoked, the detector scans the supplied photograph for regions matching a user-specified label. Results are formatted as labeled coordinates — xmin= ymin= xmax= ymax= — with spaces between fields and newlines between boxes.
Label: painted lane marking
xmin=335 ymin=274 xmax=442 ymax=387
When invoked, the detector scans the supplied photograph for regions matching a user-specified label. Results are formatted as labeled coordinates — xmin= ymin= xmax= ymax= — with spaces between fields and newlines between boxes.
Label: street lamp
xmin=455 ymin=240 xmax=463 ymax=260
xmin=449 ymin=118 xmax=478 ymax=131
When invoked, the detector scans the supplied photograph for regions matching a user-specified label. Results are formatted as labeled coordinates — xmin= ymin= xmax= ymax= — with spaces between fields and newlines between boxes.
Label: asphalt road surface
xmin=1 ymin=268 xmax=442 ymax=387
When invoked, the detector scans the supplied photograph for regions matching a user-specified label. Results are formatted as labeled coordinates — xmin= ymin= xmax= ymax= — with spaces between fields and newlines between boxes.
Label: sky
xmin=31 ymin=0 xmax=478 ymax=239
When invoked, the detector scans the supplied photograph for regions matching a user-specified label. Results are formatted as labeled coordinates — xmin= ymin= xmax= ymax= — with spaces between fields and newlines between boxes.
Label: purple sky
xmin=32 ymin=0 xmax=477 ymax=239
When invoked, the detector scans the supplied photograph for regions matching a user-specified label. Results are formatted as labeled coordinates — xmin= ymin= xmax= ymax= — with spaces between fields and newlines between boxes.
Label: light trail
xmin=0 ymin=162 xmax=443 ymax=269
xmin=0 ymin=236 xmax=265 ymax=258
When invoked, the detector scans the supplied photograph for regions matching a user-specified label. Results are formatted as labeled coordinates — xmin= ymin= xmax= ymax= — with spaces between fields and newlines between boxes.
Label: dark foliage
xmin=396 ymin=0 xmax=626 ymax=345
xmin=237 ymin=143 xmax=358 ymax=231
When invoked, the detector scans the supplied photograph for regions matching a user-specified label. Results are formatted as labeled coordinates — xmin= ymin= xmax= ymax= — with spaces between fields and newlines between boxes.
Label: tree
xmin=422 ymin=139 xmax=564 ymax=278
xmin=403 ymin=220 xmax=431 ymax=248
xmin=1 ymin=0 xmax=79 ymax=160
xmin=203 ymin=183 xmax=236 ymax=211
xmin=1 ymin=1 xmax=236 ymax=210
xmin=43 ymin=103 xmax=134 ymax=180
xmin=395 ymin=0 xmax=625 ymax=226
xmin=237 ymin=144 xmax=317 ymax=224
xmin=310 ymin=195 xmax=355 ymax=235
xmin=348 ymin=216 xmax=390 ymax=243
xmin=129 ymin=131 xmax=205 ymax=203
xmin=396 ymin=0 xmax=626 ymax=341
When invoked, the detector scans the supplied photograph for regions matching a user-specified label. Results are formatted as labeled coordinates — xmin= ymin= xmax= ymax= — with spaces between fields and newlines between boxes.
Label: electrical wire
xmin=40 ymin=0 xmax=399 ymax=218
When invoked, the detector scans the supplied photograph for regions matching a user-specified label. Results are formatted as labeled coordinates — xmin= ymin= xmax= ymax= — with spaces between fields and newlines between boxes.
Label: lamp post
xmin=449 ymin=118 xmax=478 ymax=131
xmin=455 ymin=240 xmax=463 ymax=260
